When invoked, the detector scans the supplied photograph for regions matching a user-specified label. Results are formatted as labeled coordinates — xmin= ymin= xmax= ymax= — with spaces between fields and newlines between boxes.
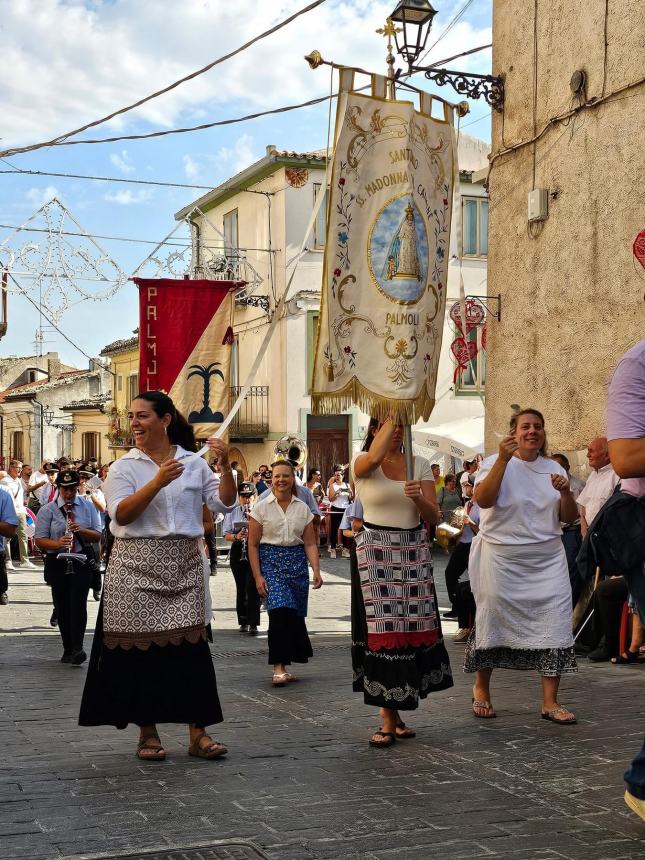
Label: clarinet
xmin=62 ymin=505 xmax=75 ymax=576
xmin=240 ymin=506 xmax=249 ymax=562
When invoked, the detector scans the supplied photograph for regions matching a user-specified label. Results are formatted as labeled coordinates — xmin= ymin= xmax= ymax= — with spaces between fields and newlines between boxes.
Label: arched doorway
xmin=228 ymin=446 xmax=248 ymax=479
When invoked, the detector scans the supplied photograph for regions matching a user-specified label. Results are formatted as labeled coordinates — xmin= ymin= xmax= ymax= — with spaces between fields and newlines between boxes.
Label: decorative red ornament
xmin=481 ymin=321 xmax=487 ymax=351
xmin=222 ymin=325 xmax=235 ymax=346
xmin=450 ymin=337 xmax=478 ymax=381
xmin=633 ymin=230 xmax=645 ymax=270
xmin=449 ymin=298 xmax=485 ymax=335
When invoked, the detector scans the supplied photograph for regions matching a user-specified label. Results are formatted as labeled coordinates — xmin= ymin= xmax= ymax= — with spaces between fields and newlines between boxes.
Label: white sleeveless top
xmin=352 ymin=454 xmax=434 ymax=529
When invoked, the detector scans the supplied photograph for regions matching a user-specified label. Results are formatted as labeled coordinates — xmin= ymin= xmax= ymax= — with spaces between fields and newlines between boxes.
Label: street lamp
xmin=390 ymin=0 xmax=505 ymax=111
xmin=43 ymin=404 xmax=54 ymax=425
xmin=390 ymin=1 xmax=437 ymax=68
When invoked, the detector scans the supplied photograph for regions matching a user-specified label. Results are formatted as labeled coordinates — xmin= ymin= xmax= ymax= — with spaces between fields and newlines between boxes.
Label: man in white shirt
xmin=577 ymin=437 xmax=619 ymax=537
xmin=35 ymin=463 xmax=59 ymax=508
xmin=0 ymin=460 xmax=37 ymax=569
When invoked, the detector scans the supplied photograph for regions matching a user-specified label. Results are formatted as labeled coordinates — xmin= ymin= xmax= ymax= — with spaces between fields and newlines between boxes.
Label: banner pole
xmin=404 ymin=425 xmax=414 ymax=480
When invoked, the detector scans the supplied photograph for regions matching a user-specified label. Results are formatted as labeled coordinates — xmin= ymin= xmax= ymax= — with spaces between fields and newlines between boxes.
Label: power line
xmin=416 ymin=0 xmax=477 ymax=69
xmin=0 ymin=168 xmax=214 ymax=191
xmin=0 ymin=91 xmax=337 ymax=152
xmin=0 ymin=0 xmax=328 ymax=159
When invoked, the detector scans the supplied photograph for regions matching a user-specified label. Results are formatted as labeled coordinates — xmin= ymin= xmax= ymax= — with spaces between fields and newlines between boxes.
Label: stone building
xmin=485 ymin=0 xmax=644 ymax=453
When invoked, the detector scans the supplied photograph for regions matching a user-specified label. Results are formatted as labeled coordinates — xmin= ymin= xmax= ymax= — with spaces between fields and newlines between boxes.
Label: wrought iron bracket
xmin=52 ymin=422 xmax=76 ymax=433
xmin=467 ymin=293 xmax=501 ymax=322
xmin=408 ymin=65 xmax=504 ymax=111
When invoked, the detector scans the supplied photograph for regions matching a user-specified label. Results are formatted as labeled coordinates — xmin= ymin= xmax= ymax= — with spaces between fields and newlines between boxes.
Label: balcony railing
xmin=228 ymin=385 xmax=269 ymax=439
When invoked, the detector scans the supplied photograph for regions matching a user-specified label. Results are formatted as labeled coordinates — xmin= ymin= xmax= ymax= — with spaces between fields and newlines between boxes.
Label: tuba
xmin=273 ymin=433 xmax=307 ymax=469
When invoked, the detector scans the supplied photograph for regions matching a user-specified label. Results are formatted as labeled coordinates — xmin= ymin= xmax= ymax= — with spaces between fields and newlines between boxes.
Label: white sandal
xmin=272 ymin=672 xmax=289 ymax=686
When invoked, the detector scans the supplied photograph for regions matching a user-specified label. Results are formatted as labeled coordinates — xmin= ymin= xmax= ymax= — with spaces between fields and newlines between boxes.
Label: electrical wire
xmin=0 ymin=168 xmax=215 ymax=191
xmin=414 ymin=0 xmax=477 ymax=69
xmin=0 ymin=0 xmax=328 ymax=159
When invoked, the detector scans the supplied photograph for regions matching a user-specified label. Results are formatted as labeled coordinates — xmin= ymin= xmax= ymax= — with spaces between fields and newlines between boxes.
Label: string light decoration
xmin=0 ymin=198 xmax=128 ymax=323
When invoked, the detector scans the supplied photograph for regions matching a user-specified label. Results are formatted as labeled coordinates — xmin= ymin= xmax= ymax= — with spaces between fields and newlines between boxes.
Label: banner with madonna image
xmin=311 ymin=70 xmax=456 ymax=424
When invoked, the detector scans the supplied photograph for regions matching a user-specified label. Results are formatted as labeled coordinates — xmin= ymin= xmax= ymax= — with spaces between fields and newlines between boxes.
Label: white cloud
xmin=215 ymin=134 xmax=256 ymax=175
xmin=183 ymin=154 xmax=200 ymax=179
xmin=104 ymin=188 xmax=154 ymax=205
xmin=0 ymin=1 xmax=492 ymax=149
xmin=109 ymin=150 xmax=135 ymax=174
xmin=25 ymin=185 xmax=60 ymax=208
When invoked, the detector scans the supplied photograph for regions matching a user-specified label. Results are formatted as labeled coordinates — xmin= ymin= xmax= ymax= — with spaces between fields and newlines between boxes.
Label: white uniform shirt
xmin=250 ymin=493 xmax=313 ymax=546
xmin=577 ymin=464 xmax=619 ymax=524
xmin=0 ymin=476 xmax=25 ymax=514
xmin=105 ymin=446 xmax=235 ymax=539
xmin=475 ymin=454 xmax=567 ymax=545
xmin=36 ymin=480 xmax=59 ymax=507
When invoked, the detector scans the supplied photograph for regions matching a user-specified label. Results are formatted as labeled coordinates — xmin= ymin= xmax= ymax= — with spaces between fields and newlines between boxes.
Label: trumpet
xmin=273 ymin=433 xmax=307 ymax=469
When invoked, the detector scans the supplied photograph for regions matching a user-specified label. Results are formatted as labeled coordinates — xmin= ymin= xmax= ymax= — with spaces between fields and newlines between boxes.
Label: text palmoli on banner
xmin=134 ymin=278 xmax=235 ymax=438
xmin=311 ymin=70 xmax=456 ymax=424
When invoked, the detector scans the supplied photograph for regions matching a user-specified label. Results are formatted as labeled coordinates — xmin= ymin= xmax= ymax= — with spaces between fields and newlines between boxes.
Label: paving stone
xmin=1 ymin=557 xmax=644 ymax=860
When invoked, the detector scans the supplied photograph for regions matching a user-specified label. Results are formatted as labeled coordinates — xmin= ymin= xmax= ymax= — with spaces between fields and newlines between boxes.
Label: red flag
xmin=135 ymin=278 xmax=235 ymax=436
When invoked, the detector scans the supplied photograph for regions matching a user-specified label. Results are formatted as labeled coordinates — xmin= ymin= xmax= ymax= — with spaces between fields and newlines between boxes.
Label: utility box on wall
xmin=528 ymin=188 xmax=549 ymax=222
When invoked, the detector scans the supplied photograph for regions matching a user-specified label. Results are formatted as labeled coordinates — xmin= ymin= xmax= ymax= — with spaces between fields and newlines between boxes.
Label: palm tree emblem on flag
xmin=187 ymin=362 xmax=225 ymax=423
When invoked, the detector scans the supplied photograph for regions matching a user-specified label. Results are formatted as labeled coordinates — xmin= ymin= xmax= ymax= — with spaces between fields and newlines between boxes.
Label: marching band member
xmin=34 ymin=469 xmax=102 ymax=665
xmin=223 ymin=481 xmax=261 ymax=635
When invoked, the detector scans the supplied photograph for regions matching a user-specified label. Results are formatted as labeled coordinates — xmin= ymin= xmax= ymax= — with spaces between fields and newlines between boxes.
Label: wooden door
xmin=307 ymin=428 xmax=350 ymax=489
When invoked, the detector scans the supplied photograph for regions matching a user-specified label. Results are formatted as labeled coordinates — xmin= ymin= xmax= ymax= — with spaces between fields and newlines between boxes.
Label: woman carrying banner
xmin=247 ymin=460 xmax=323 ymax=686
xmin=79 ymin=390 xmax=237 ymax=761
xmin=352 ymin=418 xmax=453 ymax=748
xmin=465 ymin=408 xmax=579 ymax=723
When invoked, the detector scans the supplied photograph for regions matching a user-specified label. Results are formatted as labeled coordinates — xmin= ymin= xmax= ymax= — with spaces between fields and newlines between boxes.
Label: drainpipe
xmin=33 ymin=400 xmax=44 ymax=464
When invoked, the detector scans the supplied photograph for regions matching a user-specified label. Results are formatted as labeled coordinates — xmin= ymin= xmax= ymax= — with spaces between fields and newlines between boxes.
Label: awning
xmin=412 ymin=415 xmax=485 ymax=460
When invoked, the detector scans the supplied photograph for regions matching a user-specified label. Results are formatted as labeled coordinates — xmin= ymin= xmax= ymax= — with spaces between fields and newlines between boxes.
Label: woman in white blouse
xmin=248 ymin=460 xmax=323 ymax=686
xmin=79 ymin=391 xmax=236 ymax=761
xmin=352 ymin=419 xmax=453 ymax=748
xmin=466 ymin=408 xmax=579 ymax=724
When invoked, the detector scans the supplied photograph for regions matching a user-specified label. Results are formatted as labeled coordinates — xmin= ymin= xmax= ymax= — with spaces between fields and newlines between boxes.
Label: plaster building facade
xmin=177 ymin=134 xmax=490 ymax=479
xmin=485 ymin=0 xmax=645 ymax=453
xmin=99 ymin=332 xmax=139 ymax=458
xmin=0 ymin=360 xmax=112 ymax=466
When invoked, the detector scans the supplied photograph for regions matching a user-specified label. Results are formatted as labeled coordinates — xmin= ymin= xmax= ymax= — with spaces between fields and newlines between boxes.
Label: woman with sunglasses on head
xmin=79 ymin=390 xmax=237 ymax=761
xmin=352 ymin=418 xmax=453 ymax=748
xmin=247 ymin=460 xmax=323 ymax=686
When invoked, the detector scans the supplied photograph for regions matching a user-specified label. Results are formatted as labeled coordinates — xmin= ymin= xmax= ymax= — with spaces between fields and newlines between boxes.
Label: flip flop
xmin=611 ymin=650 xmax=642 ymax=665
xmin=541 ymin=705 xmax=577 ymax=725
xmin=395 ymin=721 xmax=416 ymax=739
xmin=369 ymin=730 xmax=396 ymax=748
xmin=272 ymin=672 xmax=290 ymax=686
xmin=472 ymin=698 xmax=497 ymax=718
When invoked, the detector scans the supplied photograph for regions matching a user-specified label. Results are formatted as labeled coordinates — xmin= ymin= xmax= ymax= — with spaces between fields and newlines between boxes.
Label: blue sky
xmin=0 ymin=0 xmax=492 ymax=365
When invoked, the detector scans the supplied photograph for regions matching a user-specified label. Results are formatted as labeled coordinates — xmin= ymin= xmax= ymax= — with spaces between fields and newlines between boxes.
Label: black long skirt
xmin=79 ymin=602 xmax=223 ymax=729
xmin=350 ymin=540 xmax=454 ymax=711
xmin=268 ymin=607 xmax=313 ymax=665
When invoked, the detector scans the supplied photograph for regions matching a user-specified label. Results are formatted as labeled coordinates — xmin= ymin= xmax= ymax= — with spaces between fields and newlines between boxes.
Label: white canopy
xmin=412 ymin=415 xmax=485 ymax=461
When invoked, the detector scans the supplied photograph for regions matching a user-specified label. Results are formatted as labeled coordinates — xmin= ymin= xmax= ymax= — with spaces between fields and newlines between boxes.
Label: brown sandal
xmin=136 ymin=732 xmax=166 ymax=761
xmin=395 ymin=721 xmax=416 ymax=739
xmin=188 ymin=731 xmax=228 ymax=759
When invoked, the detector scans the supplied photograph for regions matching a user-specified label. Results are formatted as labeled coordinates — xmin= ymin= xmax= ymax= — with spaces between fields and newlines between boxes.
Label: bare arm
xmin=328 ymin=481 xmax=338 ymax=502
xmin=474 ymin=436 xmax=517 ymax=508
xmin=206 ymin=438 xmax=236 ymax=506
xmin=0 ymin=522 xmax=17 ymax=540
xmin=303 ymin=521 xmax=322 ymax=588
xmin=579 ymin=508 xmax=588 ymax=538
xmin=608 ymin=438 xmax=645 ymax=479
xmin=354 ymin=420 xmax=396 ymax=478
xmin=404 ymin=478 xmax=441 ymax=525
xmin=247 ymin=517 xmax=266 ymax=598
xmin=89 ymin=491 xmax=106 ymax=514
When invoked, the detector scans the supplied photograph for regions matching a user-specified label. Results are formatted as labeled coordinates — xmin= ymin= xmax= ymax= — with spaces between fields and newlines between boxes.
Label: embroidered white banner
xmin=311 ymin=71 xmax=456 ymax=424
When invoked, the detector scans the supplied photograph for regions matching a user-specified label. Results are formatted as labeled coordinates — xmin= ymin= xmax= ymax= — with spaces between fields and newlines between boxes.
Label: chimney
xmin=47 ymin=355 xmax=62 ymax=380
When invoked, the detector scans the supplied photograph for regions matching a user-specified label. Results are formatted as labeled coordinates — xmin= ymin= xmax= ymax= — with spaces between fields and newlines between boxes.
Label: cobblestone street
xmin=1 ymin=554 xmax=644 ymax=860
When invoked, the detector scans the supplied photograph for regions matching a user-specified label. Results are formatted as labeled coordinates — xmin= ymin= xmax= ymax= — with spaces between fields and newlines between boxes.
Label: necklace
xmin=143 ymin=446 xmax=172 ymax=465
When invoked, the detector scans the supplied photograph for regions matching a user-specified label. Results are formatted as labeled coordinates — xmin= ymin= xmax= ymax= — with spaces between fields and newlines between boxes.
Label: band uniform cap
xmin=55 ymin=469 xmax=80 ymax=488
xmin=239 ymin=481 xmax=256 ymax=496
xmin=79 ymin=466 xmax=97 ymax=476
xmin=43 ymin=462 xmax=58 ymax=473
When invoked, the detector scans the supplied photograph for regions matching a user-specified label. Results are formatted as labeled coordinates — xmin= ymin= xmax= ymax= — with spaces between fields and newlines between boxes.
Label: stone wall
xmin=485 ymin=0 xmax=645 ymax=452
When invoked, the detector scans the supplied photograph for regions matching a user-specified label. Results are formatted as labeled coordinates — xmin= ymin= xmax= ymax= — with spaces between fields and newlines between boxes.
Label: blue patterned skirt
xmin=259 ymin=544 xmax=309 ymax=617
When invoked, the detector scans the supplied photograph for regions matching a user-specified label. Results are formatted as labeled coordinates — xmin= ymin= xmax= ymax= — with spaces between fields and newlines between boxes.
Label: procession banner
xmin=311 ymin=70 xmax=456 ymax=424
xmin=134 ymin=278 xmax=234 ymax=438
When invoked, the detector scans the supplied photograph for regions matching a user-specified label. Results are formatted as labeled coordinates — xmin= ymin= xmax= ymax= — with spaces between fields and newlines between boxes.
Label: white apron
xmin=469 ymin=535 xmax=574 ymax=650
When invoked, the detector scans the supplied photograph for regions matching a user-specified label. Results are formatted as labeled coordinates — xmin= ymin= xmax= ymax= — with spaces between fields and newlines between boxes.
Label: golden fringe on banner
xmin=311 ymin=379 xmax=436 ymax=426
